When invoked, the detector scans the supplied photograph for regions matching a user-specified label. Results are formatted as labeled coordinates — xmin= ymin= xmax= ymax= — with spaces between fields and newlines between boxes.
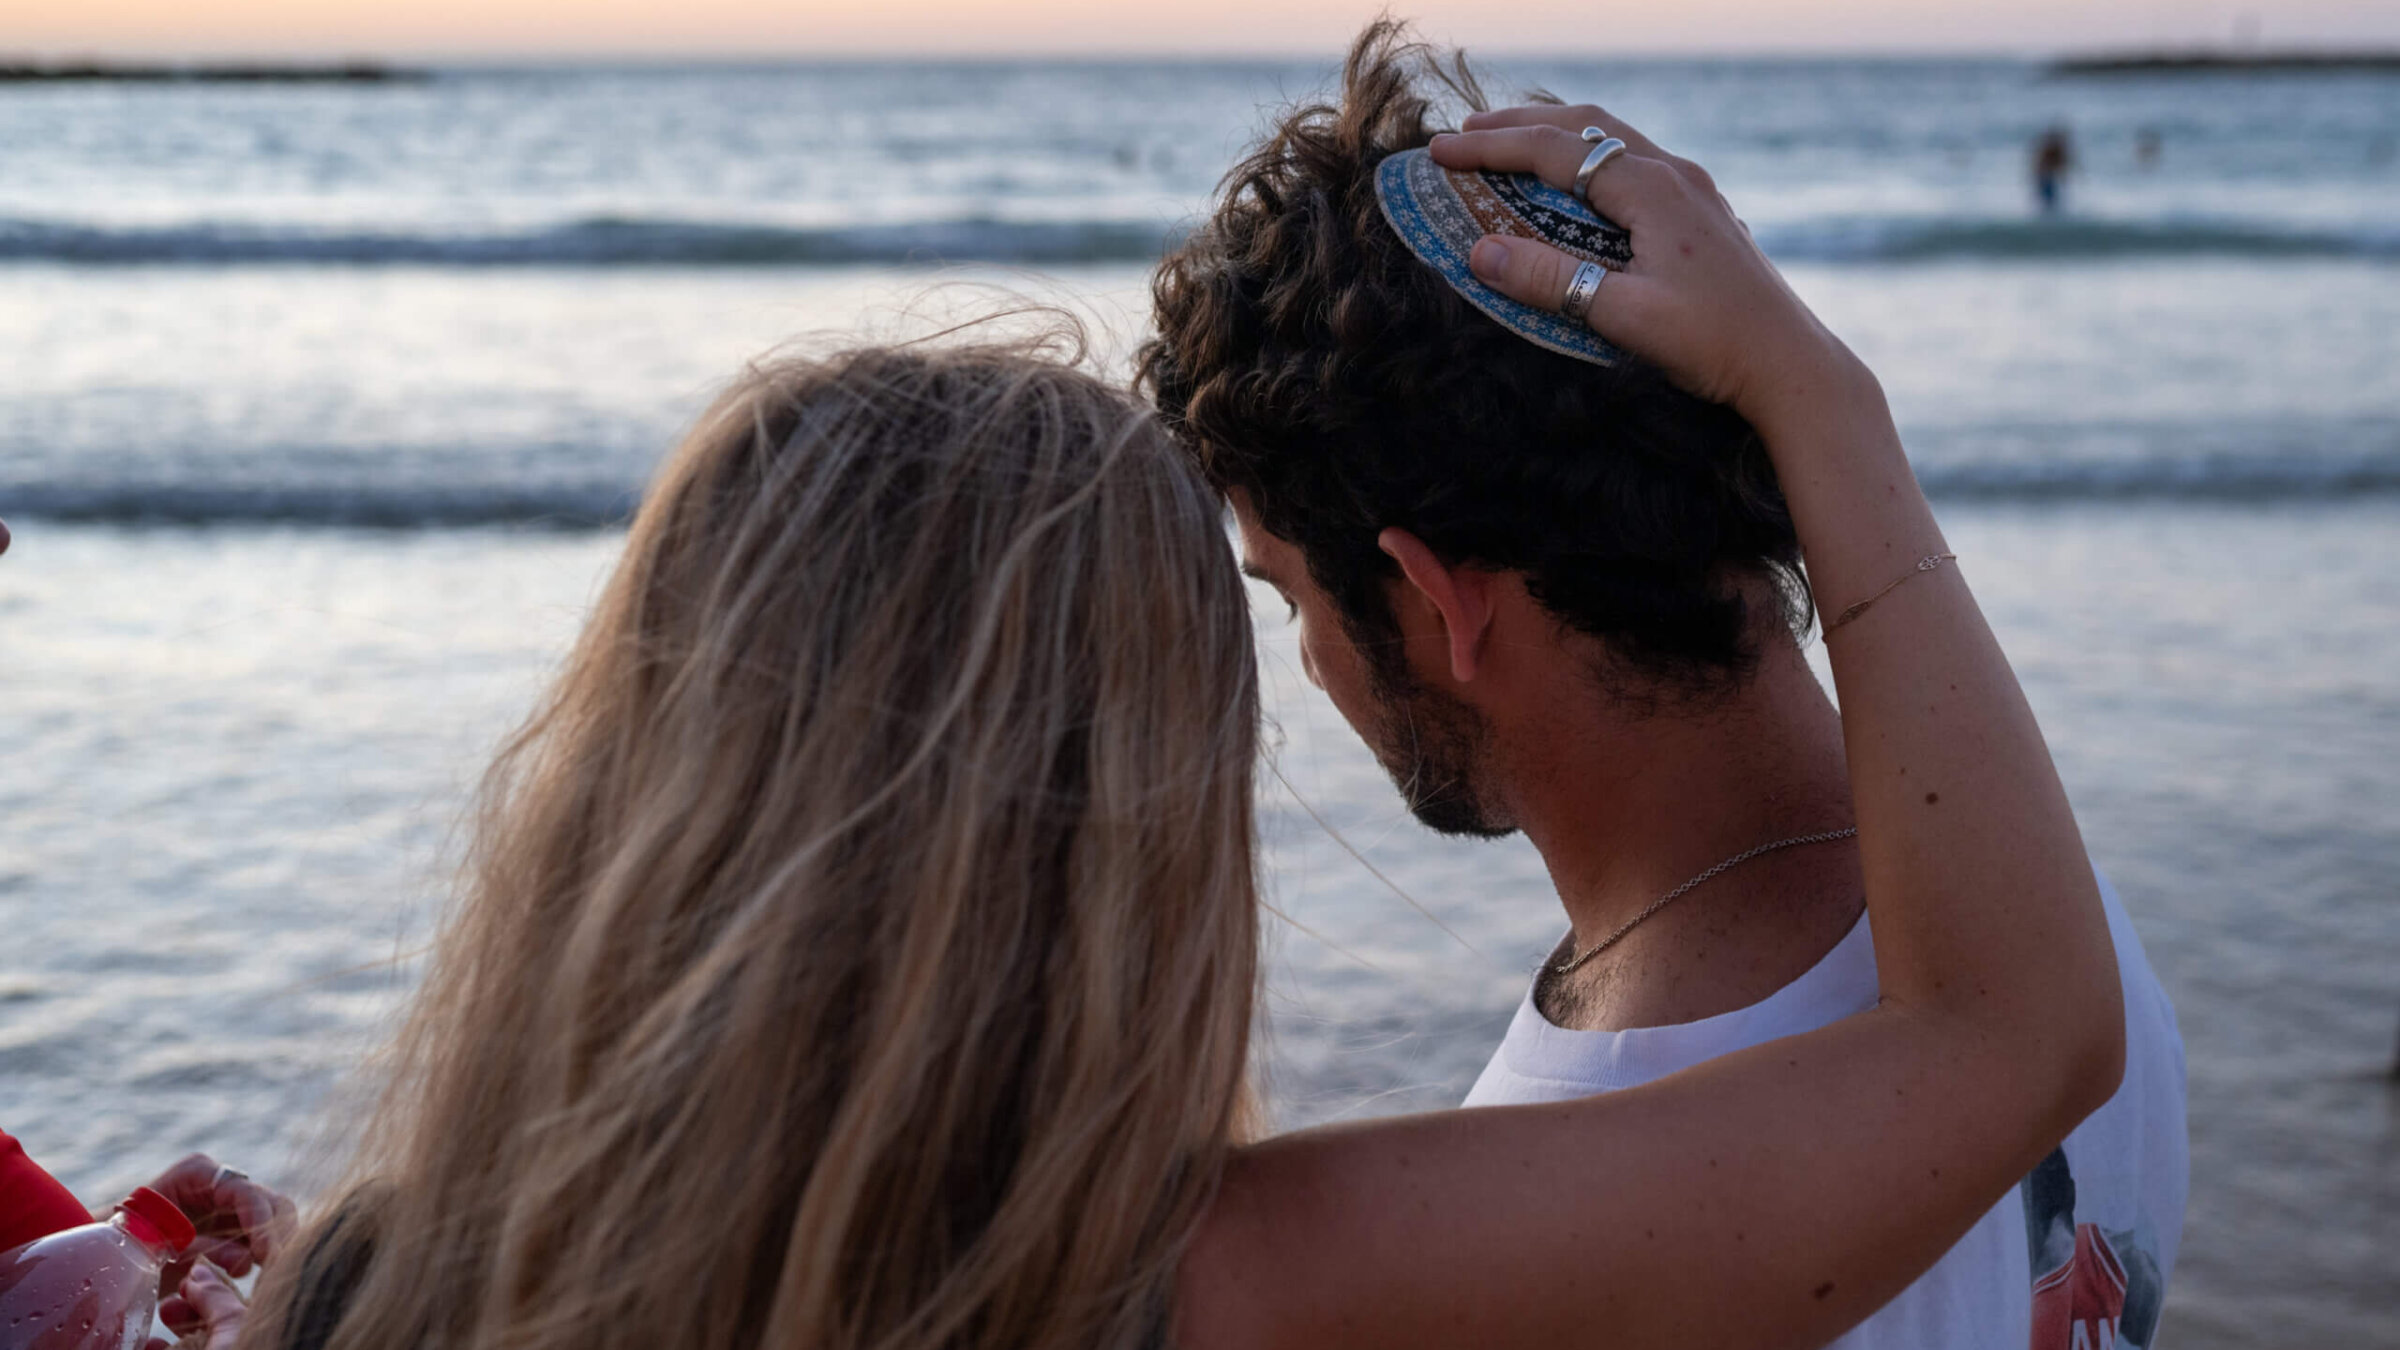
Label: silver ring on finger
xmin=1560 ymin=260 xmax=1606 ymax=322
xmin=1572 ymin=132 xmax=1628 ymax=201
xmin=213 ymin=1165 xmax=249 ymax=1188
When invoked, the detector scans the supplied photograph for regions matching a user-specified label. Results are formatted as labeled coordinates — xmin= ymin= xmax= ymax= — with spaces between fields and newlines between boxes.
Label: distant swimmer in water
xmin=2033 ymin=123 xmax=2075 ymax=214
xmin=2135 ymin=127 xmax=2162 ymax=170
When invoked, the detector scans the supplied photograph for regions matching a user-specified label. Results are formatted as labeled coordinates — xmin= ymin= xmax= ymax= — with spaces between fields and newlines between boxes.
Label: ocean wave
xmin=0 ymin=484 xmax=641 ymax=528
xmin=1914 ymin=449 xmax=2400 ymax=501
xmin=8 ymin=451 xmax=2398 ymax=529
xmin=5 ymin=212 xmax=2395 ymax=269
xmin=0 ymin=216 xmax=1177 ymax=267
xmin=1758 ymin=216 xmax=2400 ymax=263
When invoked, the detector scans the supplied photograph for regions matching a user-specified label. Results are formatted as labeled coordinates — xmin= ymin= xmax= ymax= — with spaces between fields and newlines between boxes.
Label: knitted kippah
xmin=1373 ymin=146 xmax=1632 ymax=367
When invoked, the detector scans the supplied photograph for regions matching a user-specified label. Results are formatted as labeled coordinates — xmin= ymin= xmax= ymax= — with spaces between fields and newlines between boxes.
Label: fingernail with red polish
xmin=1470 ymin=237 xmax=1512 ymax=280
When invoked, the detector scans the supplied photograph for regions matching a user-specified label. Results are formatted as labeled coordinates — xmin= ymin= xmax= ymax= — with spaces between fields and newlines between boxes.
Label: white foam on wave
xmin=0 ymin=216 xmax=1178 ymax=266
xmin=1756 ymin=215 xmax=2400 ymax=263
xmin=5 ymin=212 xmax=2396 ymax=269
xmin=0 ymin=483 xmax=642 ymax=528
xmin=8 ymin=445 xmax=2398 ymax=529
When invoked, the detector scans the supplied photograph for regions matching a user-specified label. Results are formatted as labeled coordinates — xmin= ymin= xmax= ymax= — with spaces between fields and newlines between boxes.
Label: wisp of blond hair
xmin=245 ymin=325 xmax=1261 ymax=1350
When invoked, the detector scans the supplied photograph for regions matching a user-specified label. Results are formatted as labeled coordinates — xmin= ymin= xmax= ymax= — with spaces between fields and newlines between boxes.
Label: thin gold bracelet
xmin=1822 ymin=552 xmax=1957 ymax=635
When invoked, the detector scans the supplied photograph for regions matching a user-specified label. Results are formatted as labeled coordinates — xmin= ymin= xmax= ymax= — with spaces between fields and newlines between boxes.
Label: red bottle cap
xmin=119 ymin=1186 xmax=196 ymax=1254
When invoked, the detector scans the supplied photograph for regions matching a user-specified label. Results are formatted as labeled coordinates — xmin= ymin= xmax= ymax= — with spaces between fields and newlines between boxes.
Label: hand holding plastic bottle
xmin=0 ymin=1186 xmax=195 ymax=1349
xmin=131 ymin=1156 xmax=295 ymax=1292
xmin=135 ymin=1156 xmax=291 ymax=1350
xmin=1 ymin=1154 xmax=294 ymax=1349
xmin=156 ymin=1266 xmax=246 ymax=1350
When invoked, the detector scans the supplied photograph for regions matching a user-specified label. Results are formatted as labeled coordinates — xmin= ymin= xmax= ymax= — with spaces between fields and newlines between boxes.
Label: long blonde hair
xmin=248 ymin=326 xmax=1261 ymax=1350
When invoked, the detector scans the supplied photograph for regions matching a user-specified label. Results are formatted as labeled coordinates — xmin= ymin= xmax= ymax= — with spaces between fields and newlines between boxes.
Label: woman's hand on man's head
xmin=1430 ymin=104 xmax=1877 ymax=437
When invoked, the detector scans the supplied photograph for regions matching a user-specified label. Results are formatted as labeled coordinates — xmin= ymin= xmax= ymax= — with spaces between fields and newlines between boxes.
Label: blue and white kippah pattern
xmin=1373 ymin=147 xmax=1632 ymax=367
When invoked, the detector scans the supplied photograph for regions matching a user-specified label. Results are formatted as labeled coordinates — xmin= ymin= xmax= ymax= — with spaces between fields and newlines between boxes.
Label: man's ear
xmin=1377 ymin=527 xmax=1497 ymax=683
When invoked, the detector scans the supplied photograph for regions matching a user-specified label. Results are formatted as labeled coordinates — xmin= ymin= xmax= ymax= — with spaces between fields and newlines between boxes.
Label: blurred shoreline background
xmin=0 ymin=46 xmax=2394 ymax=1348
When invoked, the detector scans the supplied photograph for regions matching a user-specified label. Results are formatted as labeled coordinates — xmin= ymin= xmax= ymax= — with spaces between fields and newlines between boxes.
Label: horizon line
xmin=14 ymin=41 xmax=2400 ymax=65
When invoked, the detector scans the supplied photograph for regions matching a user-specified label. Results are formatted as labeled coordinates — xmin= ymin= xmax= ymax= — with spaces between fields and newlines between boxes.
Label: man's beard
xmin=1361 ymin=648 xmax=1512 ymax=839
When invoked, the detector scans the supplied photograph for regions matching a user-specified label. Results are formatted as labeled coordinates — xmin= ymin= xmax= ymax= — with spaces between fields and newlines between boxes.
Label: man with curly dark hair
xmin=1141 ymin=21 xmax=2186 ymax=1349
xmin=1140 ymin=20 xmax=1849 ymax=1025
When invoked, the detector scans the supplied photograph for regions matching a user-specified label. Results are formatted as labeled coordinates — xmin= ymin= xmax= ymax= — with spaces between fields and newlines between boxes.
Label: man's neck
xmin=1499 ymin=637 xmax=1865 ymax=1032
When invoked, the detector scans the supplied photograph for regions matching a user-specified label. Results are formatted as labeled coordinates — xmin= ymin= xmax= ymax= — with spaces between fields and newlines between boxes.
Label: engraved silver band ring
xmin=1560 ymin=260 xmax=1606 ymax=322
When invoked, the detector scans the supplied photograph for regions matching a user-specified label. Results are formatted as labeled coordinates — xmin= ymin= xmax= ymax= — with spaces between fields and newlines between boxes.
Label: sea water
xmin=0 ymin=59 xmax=2394 ymax=1344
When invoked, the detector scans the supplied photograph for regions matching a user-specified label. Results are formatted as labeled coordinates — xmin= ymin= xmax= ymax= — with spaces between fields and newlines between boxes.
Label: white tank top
xmin=1462 ymin=871 xmax=2188 ymax=1350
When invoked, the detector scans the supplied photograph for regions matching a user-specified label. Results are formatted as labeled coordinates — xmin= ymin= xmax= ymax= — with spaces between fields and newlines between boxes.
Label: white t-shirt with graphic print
xmin=1461 ymin=871 xmax=2188 ymax=1350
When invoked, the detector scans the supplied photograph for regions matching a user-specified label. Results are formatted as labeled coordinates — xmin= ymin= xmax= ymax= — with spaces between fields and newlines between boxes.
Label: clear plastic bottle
xmin=0 ymin=1185 xmax=196 ymax=1350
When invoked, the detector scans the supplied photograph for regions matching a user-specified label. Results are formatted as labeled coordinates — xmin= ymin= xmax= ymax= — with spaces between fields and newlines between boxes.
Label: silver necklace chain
xmin=1550 ymin=827 xmax=1859 ymax=976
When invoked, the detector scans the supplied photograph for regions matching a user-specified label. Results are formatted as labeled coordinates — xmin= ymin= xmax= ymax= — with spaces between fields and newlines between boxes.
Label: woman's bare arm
xmin=1177 ymin=106 xmax=2123 ymax=1350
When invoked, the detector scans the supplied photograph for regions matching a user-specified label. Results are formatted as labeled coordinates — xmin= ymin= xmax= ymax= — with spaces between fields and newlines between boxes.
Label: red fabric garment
xmin=2030 ymin=1223 xmax=2130 ymax=1350
xmin=0 ymin=1129 xmax=94 ymax=1254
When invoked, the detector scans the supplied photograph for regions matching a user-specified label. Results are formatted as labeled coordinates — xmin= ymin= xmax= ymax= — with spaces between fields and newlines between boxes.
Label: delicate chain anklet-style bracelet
xmin=1823 ymin=552 xmax=1957 ymax=635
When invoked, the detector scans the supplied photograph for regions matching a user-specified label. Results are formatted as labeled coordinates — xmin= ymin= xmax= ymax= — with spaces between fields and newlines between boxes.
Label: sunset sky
xmin=5 ymin=0 xmax=2397 ymax=58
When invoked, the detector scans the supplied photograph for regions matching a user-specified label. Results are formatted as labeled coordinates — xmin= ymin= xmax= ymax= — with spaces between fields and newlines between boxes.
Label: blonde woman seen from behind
xmin=247 ymin=334 xmax=1262 ymax=1350
xmin=246 ymin=250 xmax=2121 ymax=1350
